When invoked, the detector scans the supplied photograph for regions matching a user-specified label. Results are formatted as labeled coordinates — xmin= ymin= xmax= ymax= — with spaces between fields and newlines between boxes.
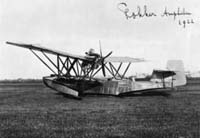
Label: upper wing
xmin=6 ymin=42 xmax=145 ymax=63
xmin=6 ymin=41 xmax=90 ymax=61
xmin=105 ymin=56 xmax=145 ymax=63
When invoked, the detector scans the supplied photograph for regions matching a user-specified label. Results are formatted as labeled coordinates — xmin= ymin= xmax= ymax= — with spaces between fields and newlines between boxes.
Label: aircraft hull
xmin=43 ymin=76 xmax=173 ymax=98
xmin=43 ymin=76 xmax=80 ymax=98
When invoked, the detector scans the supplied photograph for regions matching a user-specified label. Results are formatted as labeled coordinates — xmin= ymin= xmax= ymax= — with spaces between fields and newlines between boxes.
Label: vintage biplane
xmin=6 ymin=41 xmax=186 ymax=99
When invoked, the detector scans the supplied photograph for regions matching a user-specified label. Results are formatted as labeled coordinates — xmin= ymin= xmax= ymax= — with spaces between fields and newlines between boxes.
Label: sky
xmin=1 ymin=0 xmax=200 ymax=79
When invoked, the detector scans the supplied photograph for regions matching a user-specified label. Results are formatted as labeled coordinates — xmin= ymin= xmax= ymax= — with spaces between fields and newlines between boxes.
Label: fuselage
xmin=43 ymin=76 xmax=174 ymax=98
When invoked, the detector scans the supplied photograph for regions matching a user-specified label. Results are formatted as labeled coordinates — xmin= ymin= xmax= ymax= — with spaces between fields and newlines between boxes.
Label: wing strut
xmin=121 ymin=62 xmax=131 ymax=78
xmin=67 ymin=59 xmax=78 ymax=76
xmin=109 ymin=63 xmax=123 ymax=78
xmin=42 ymin=52 xmax=57 ymax=69
xmin=30 ymin=49 xmax=57 ymax=75
xmin=57 ymin=55 xmax=60 ymax=76
xmin=59 ymin=58 xmax=68 ymax=74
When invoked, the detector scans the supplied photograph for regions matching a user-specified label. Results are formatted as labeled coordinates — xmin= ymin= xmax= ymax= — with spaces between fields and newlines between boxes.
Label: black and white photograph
xmin=0 ymin=0 xmax=200 ymax=137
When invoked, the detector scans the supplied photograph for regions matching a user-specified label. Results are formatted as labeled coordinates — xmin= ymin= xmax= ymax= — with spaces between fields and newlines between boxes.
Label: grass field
xmin=0 ymin=82 xmax=200 ymax=138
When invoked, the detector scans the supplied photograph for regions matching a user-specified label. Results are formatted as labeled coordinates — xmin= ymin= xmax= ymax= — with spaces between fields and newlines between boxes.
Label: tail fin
xmin=167 ymin=60 xmax=186 ymax=86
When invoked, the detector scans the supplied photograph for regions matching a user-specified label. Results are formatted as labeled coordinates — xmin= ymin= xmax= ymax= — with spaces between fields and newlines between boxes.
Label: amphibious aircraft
xmin=6 ymin=41 xmax=186 ymax=99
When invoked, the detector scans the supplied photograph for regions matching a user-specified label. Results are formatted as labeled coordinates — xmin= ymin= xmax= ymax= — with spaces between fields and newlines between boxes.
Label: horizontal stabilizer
xmin=151 ymin=70 xmax=176 ymax=79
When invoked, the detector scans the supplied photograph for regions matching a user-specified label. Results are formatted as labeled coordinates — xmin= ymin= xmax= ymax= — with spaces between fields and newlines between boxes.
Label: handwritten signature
xmin=161 ymin=7 xmax=192 ymax=20
xmin=117 ymin=2 xmax=194 ymax=28
xmin=118 ymin=3 xmax=157 ymax=19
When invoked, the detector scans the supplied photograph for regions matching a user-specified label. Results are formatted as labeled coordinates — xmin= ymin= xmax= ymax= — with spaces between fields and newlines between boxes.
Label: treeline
xmin=0 ymin=79 xmax=42 ymax=83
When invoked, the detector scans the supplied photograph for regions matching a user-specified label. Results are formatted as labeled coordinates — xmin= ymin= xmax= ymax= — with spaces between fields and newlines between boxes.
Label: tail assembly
xmin=166 ymin=60 xmax=186 ymax=87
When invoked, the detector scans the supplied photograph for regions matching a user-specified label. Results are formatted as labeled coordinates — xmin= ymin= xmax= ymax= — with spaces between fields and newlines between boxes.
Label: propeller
xmin=99 ymin=40 xmax=112 ymax=77
xmin=99 ymin=40 xmax=103 ymax=57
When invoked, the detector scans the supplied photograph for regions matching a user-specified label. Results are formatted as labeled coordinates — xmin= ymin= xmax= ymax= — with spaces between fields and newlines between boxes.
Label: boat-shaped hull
xmin=43 ymin=76 xmax=80 ymax=98
xmin=43 ymin=76 xmax=173 ymax=98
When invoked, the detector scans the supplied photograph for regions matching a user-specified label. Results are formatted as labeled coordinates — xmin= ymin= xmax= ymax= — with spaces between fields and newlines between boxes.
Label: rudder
xmin=167 ymin=60 xmax=186 ymax=86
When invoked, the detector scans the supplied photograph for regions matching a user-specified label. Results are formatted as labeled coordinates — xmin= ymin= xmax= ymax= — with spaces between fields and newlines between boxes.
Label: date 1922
xmin=179 ymin=19 xmax=194 ymax=28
